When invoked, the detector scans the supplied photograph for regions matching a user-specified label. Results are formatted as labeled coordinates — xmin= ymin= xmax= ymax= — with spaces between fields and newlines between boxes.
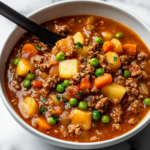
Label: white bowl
xmin=0 ymin=0 xmax=150 ymax=149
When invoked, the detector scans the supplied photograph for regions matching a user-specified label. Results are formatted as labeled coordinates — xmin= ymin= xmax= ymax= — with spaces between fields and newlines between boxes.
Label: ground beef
xmin=114 ymin=75 xmax=125 ymax=86
xmin=79 ymin=63 xmax=86 ymax=72
xmin=128 ymin=118 xmax=138 ymax=125
xmin=137 ymin=52 xmax=148 ymax=61
xmin=40 ymin=88 xmax=50 ymax=97
xmin=69 ymin=73 xmax=86 ymax=85
xmin=30 ymin=55 xmax=51 ymax=71
xmin=90 ymin=136 xmax=98 ymax=142
xmin=115 ymin=69 xmax=122 ymax=76
xmin=112 ymin=98 xmax=120 ymax=106
xmin=34 ymin=42 xmax=50 ymax=51
xmin=91 ymin=86 xmax=100 ymax=93
xmin=112 ymin=123 xmax=122 ymax=130
xmin=87 ymin=42 xmax=100 ymax=58
xmin=138 ymin=71 xmax=148 ymax=80
xmin=48 ymin=106 xmax=62 ymax=117
xmin=125 ymin=78 xmax=138 ymax=89
xmin=85 ymin=65 xmax=95 ymax=74
xmin=68 ymin=124 xmax=82 ymax=135
xmin=95 ymin=97 xmax=110 ymax=113
xmin=32 ymin=35 xmax=40 ymax=41
xmin=84 ymin=38 xmax=89 ymax=46
xmin=10 ymin=80 xmax=21 ymax=90
xmin=111 ymin=105 xmax=123 ymax=123
xmin=128 ymin=100 xmax=144 ymax=114
xmin=43 ymin=75 xmax=60 ymax=89
xmin=120 ymin=55 xmax=129 ymax=65
xmin=87 ymin=94 xmax=110 ymax=113
xmin=57 ymin=25 xmax=70 ymax=34
xmin=56 ymin=36 xmax=76 ymax=57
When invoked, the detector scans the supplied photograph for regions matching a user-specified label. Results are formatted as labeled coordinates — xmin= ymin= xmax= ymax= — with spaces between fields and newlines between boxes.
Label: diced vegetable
xmin=38 ymin=117 xmax=51 ymax=131
xmin=56 ymin=84 xmax=65 ymax=93
xmin=94 ymin=73 xmax=113 ymax=88
xmin=23 ymin=80 xmax=31 ymax=88
xmin=139 ymin=82 xmax=149 ymax=95
xmin=101 ymin=82 xmax=126 ymax=101
xmin=32 ymin=79 xmax=43 ymax=88
xmin=123 ymin=70 xmax=130 ymax=78
xmin=16 ymin=58 xmax=32 ymax=76
xmin=80 ymin=75 xmax=91 ymax=89
xmin=14 ymin=58 xmax=20 ymax=66
xmin=95 ymin=37 xmax=103 ymax=44
xmin=50 ymin=54 xmax=59 ymax=65
xmin=26 ymin=74 xmax=34 ymax=80
xmin=49 ymin=94 xmax=62 ymax=106
xmin=21 ymin=44 xmax=38 ymax=59
xmin=59 ymin=59 xmax=78 ymax=78
xmin=77 ymin=46 xmax=88 ymax=58
xmin=105 ymin=51 xmax=121 ymax=72
xmin=144 ymin=98 xmax=150 ymax=105
xmin=49 ymin=65 xmax=59 ymax=77
xmin=90 ymin=58 xmax=99 ymax=67
xmin=115 ymin=32 xmax=123 ymax=38
xmin=73 ymin=32 xmax=84 ymax=45
xmin=63 ymin=79 xmax=70 ymax=87
xmin=92 ymin=111 xmax=100 ymax=120
xmin=71 ymin=109 xmax=92 ymax=130
xmin=69 ymin=98 xmax=78 ymax=106
xmin=103 ymin=41 xmax=115 ymax=53
xmin=87 ymin=16 xmax=96 ymax=25
xmin=78 ymin=101 xmax=88 ymax=110
xmin=56 ymin=52 xmax=65 ymax=61
xmin=101 ymin=31 xmax=114 ymax=41
xmin=95 ymin=68 xmax=105 ymax=77
xmin=19 ymin=97 xmax=39 ymax=119
xmin=111 ymin=38 xmax=123 ymax=55
xmin=101 ymin=115 xmax=110 ymax=123
xmin=39 ymin=72 xmax=49 ymax=79
xmin=123 ymin=44 xmax=136 ymax=56
xmin=48 ymin=117 xmax=57 ymax=124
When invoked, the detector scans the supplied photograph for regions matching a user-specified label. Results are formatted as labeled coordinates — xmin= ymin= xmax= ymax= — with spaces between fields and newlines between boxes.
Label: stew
xmin=4 ymin=15 xmax=150 ymax=142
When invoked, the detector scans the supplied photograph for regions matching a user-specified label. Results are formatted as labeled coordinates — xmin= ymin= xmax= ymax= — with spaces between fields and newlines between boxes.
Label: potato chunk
xmin=16 ymin=58 xmax=32 ymax=76
xmin=59 ymin=59 xmax=78 ymax=78
xmin=101 ymin=82 xmax=126 ymax=102
xmin=77 ymin=46 xmax=88 ymax=58
xmin=73 ymin=32 xmax=84 ymax=45
xmin=105 ymin=52 xmax=121 ymax=72
xmin=19 ymin=97 xmax=39 ymax=119
xmin=71 ymin=109 xmax=92 ymax=130
xmin=49 ymin=94 xmax=61 ymax=106
xmin=111 ymin=38 xmax=123 ymax=55
xmin=101 ymin=31 xmax=114 ymax=41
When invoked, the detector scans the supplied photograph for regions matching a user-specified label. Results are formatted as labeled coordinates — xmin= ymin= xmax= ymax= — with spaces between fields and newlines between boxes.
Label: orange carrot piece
xmin=32 ymin=79 xmax=43 ymax=88
xmin=38 ymin=117 xmax=51 ymax=131
xmin=123 ymin=44 xmax=136 ymax=56
xmin=94 ymin=73 xmax=113 ymax=88
xmin=103 ymin=41 xmax=115 ymax=53
xmin=80 ymin=75 xmax=91 ymax=89
xmin=22 ymin=43 xmax=38 ymax=59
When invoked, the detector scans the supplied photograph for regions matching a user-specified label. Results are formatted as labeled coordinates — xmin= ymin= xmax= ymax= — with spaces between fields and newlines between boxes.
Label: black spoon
xmin=0 ymin=1 xmax=66 ymax=47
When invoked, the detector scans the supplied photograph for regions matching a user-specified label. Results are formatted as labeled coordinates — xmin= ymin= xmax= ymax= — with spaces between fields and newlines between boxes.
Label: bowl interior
xmin=0 ymin=0 xmax=150 ymax=149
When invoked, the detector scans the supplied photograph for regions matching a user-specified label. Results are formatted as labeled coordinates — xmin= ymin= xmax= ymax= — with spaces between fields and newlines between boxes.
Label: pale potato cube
xmin=101 ymin=31 xmax=114 ymax=41
xmin=101 ymin=82 xmax=126 ymax=102
xmin=111 ymin=38 xmax=123 ymax=55
xmin=105 ymin=51 xmax=121 ymax=72
xmin=71 ymin=109 xmax=92 ymax=130
xmin=49 ymin=94 xmax=61 ymax=106
xmin=77 ymin=46 xmax=88 ymax=58
xmin=59 ymin=59 xmax=78 ymax=78
xmin=16 ymin=58 xmax=32 ymax=76
xmin=19 ymin=97 xmax=39 ymax=119
xmin=73 ymin=32 xmax=84 ymax=45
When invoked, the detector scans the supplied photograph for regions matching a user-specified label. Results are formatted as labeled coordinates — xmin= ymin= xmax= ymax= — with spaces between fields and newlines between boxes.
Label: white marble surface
xmin=0 ymin=0 xmax=150 ymax=149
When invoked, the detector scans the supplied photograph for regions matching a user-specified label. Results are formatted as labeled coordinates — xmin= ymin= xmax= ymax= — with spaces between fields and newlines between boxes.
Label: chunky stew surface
xmin=4 ymin=15 xmax=150 ymax=142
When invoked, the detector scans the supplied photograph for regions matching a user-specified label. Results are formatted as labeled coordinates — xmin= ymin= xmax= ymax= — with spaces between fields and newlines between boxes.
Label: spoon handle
xmin=0 ymin=1 xmax=65 ymax=47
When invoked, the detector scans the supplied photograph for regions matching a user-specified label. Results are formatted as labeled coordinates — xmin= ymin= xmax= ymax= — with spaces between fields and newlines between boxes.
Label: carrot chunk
xmin=22 ymin=44 xmax=38 ymax=59
xmin=38 ymin=117 xmax=51 ymax=131
xmin=32 ymin=79 xmax=43 ymax=88
xmin=80 ymin=75 xmax=91 ymax=89
xmin=123 ymin=44 xmax=136 ymax=56
xmin=103 ymin=41 xmax=115 ymax=53
xmin=94 ymin=73 xmax=113 ymax=88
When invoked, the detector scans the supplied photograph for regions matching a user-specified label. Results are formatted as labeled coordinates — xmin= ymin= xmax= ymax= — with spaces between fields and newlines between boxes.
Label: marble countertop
xmin=0 ymin=0 xmax=150 ymax=150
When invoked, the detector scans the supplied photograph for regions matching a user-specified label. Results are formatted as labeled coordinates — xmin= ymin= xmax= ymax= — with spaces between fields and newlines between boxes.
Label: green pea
xmin=123 ymin=70 xmax=130 ymax=78
xmin=48 ymin=117 xmax=57 ymax=124
xmin=69 ymin=98 xmax=78 ymax=106
xmin=56 ymin=52 xmax=65 ymax=61
xmin=144 ymin=98 xmax=150 ymax=105
xmin=90 ymin=58 xmax=99 ymax=68
xmin=25 ymin=74 xmax=34 ymax=80
xmin=95 ymin=68 xmax=105 ymax=77
xmin=101 ymin=115 xmax=110 ymax=123
xmin=56 ymin=84 xmax=65 ymax=93
xmin=23 ymin=80 xmax=31 ymax=88
xmin=95 ymin=37 xmax=103 ymax=44
xmin=63 ymin=79 xmax=70 ymax=87
xmin=92 ymin=111 xmax=100 ymax=120
xmin=78 ymin=101 xmax=88 ymax=110
xmin=115 ymin=32 xmax=123 ymax=38
xmin=13 ymin=58 xmax=20 ymax=66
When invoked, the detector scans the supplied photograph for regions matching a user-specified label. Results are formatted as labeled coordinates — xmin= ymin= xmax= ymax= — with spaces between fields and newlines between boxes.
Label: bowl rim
xmin=0 ymin=0 xmax=150 ymax=148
